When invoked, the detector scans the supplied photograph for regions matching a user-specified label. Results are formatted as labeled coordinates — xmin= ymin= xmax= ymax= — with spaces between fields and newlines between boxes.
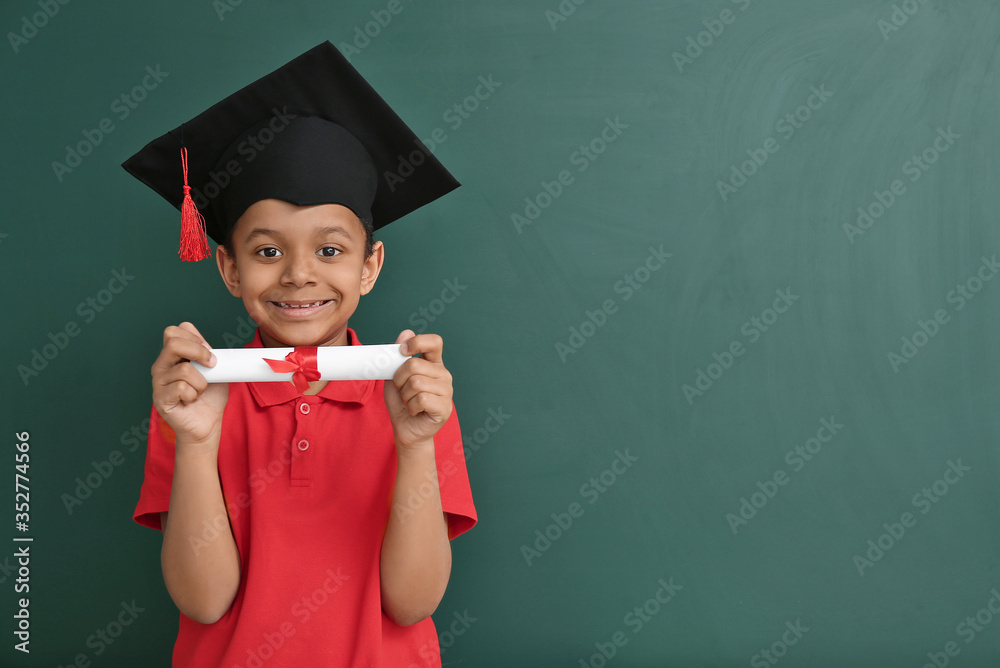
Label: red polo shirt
xmin=134 ymin=327 xmax=476 ymax=667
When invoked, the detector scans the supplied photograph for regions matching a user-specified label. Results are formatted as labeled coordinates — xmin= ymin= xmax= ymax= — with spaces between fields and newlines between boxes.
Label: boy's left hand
xmin=383 ymin=330 xmax=453 ymax=450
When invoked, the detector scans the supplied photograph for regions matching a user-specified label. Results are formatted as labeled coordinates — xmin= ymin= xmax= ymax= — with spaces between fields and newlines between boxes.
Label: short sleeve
xmin=434 ymin=403 xmax=477 ymax=539
xmin=133 ymin=404 xmax=178 ymax=531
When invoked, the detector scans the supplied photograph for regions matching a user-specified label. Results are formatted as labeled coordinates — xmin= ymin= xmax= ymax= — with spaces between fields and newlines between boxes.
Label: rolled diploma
xmin=191 ymin=344 xmax=409 ymax=383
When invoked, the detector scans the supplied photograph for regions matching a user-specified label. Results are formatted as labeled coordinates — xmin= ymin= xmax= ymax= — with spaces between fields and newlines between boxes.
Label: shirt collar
xmin=244 ymin=327 xmax=377 ymax=407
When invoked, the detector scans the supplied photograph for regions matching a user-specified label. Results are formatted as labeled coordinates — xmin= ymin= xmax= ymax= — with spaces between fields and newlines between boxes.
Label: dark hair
xmin=359 ymin=215 xmax=375 ymax=259
xmin=222 ymin=212 xmax=375 ymax=260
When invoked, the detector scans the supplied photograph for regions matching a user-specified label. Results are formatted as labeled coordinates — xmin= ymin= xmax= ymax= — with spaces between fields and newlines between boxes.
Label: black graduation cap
xmin=122 ymin=41 xmax=459 ymax=261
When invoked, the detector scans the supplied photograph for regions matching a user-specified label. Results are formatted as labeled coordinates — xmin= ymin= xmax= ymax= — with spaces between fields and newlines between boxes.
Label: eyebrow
xmin=318 ymin=226 xmax=354 ymax=240
xmin=243 ymin=225 xmax=354 ymax=243
xmin=244 ymin=228 xmax=279 ymax=244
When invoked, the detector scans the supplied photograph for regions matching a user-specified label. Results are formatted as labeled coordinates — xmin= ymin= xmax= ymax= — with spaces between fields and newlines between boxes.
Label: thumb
xmin=395 ymin=329 xmax=415 ymax=350
xmin=179 ymin=321 xmax=216 ymax=366
xmin=179 ymin=321 xmax=211 ymax=346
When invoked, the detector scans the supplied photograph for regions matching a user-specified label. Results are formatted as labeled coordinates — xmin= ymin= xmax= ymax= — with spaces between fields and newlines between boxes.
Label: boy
xmin=124 ymin=42 xmax=476 ymax=667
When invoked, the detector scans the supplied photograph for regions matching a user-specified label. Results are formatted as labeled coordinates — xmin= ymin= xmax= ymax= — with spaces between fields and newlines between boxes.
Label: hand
xmin=151 ymin=322 xmax=229 ymax=450
xmin=383 ymin=330 xmax=453 ymax=451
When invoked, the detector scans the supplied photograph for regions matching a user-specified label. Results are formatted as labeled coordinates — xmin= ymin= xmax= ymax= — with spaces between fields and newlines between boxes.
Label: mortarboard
xmin=122 ymin=41 xmax=459 ymax=261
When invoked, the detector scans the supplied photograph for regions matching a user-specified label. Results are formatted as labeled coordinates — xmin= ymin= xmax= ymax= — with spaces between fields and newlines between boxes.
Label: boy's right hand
xmin=152 ymin=322 xmax=229 ymax=450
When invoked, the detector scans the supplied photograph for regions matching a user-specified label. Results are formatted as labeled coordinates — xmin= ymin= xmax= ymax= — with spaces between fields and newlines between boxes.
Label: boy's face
xmin=216 ymin=199 xmax=383 ymax=347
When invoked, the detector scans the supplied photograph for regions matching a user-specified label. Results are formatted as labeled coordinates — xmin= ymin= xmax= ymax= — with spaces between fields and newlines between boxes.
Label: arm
xmin=380 ymin=439 xmax=452 ymax=626
xmin=152 ymin=322 xmax=241 ymax=624
xmin=160 ymin=429 xmax=241 ymax=625
xmin=379 ymin=331 xmax=455 ymax=626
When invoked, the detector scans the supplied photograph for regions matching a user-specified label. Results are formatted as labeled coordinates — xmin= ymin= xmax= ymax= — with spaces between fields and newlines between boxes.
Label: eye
xmin=318 ymin=246 xmax=341 ymax=258
xmin=256 ymin=247 xmax=282 ymax=258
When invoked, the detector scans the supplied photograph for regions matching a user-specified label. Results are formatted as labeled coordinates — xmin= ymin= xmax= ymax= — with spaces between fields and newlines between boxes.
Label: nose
xmin=280 ymin=250 xmax=318 ymax=287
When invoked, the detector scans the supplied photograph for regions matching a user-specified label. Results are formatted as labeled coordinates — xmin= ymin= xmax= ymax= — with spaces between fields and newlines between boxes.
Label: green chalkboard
xmin=3 ymin=0 xmax=1000 ymax=665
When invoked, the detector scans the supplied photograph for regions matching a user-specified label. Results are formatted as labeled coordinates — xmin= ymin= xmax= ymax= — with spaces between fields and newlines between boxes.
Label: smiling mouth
xmin=271 ymin=300 xmax=333 ymax=309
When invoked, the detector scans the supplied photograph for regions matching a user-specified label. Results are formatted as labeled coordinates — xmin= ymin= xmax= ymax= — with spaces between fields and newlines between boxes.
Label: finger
xmin=153 ymin=327 xmax=216 ymax=374
xmin=395 ymin=373 xmax=449 ymax=410
xmin=161 ymin=322 xmax=206 ymax=350
xmin=398 ymin=390 xmax=450 ymax=422
xmin=155 ymin=358 xmax=210 ymax=395
xmin=151 ymin=341 xmax=214 ymax=379
xmin=163 ymin=322 xmax=215 ymax=363
xmin=163 ymin=380 xmax=200 ymax=408
xmin=394 ymin=356 xmax=450 ymax=381
xmin=177 ymin=321 xmax=218 ymax=367
xmin=154 ymin=378 xmax=200 ymax=414
xmin=400 ymin=333 xmax=443 ymax=363
xmin=152 ymin=362 xmax=213 ymax=417
xmin=389 ymin=358 xmax=450 ymax=400
xmin=177 ymin=321 xmax=210 ymax=346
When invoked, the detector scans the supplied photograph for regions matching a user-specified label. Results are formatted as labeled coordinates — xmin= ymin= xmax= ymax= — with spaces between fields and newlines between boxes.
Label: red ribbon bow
xmin=264 ymin=347 xmax=320 ymax=393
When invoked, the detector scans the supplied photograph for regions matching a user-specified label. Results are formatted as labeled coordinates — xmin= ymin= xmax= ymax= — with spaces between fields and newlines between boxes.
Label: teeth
xmin=276 ymin=301 xmax=326 ymax=309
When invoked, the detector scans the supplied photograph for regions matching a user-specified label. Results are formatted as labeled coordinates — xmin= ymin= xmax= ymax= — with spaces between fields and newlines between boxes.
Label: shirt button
xmin=297 ymin=439 xmax=309 ymax=451
xmin=299 ymin=402 xmax=310 ymax=415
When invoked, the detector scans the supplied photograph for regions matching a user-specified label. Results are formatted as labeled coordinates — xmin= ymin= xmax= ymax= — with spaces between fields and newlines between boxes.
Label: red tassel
xmin=179 ymin=147 xmax=212 ymax=262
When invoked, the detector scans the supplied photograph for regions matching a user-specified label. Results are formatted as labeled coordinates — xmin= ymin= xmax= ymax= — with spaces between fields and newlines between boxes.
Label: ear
xmin=216 ymin=244 xmax=242 ymax=298
xmin=360 ymin=240 xmax=384 ymax=297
